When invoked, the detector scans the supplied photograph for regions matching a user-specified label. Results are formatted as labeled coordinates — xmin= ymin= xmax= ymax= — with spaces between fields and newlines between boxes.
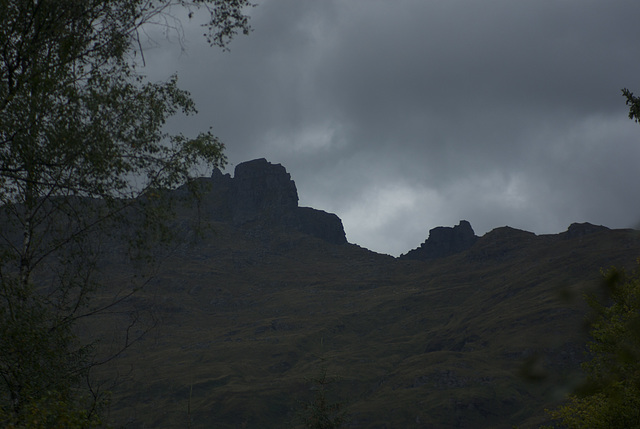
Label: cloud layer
xmin=143 ymin=0 xmax=640 ymax=255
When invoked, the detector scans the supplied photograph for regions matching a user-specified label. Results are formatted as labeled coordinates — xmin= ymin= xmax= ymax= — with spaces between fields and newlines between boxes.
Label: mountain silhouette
xmin=52 ymin=159 xmax=640 ymax=428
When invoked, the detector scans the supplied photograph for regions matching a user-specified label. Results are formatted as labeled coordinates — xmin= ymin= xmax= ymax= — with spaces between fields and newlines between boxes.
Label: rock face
xmin=400 ymin=220 xmax=478 ymax=260
xmin=231 ymin=158 xmax=299 ymax=226
xmin=200 ymin=158 xmax=347 ymax=245
xmin=562 ymin=222 xmax=610 ymax=239
xmin=297 ymin=207 xmax=347 ymax=245
xmin=465 ymin=226 xmax=537 ymax=262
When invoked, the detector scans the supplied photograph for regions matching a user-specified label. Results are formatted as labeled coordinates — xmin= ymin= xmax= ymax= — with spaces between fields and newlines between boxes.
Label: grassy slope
xmin=91 ymin=221 xmax=640 ymax=428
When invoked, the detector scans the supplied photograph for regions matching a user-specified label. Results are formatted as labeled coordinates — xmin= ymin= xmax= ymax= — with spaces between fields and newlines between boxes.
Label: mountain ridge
xmin=191 ymin=158 xmax=618 ymax=259
xmin=186 ymin=158 xmax=347 ymax=245
xmin=81 ymin=158 xmax=640 ymax=428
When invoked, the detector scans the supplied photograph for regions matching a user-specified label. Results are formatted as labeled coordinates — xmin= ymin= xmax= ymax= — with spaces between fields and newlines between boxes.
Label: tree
xmin=545 ymin=85 xmax=640 ymax=429
xmin=0 ymin=0 xmax=253 ymax=426
xmin=622 ymin=88 xmax=640 ymax=123
xmin=297 ymin=362 xmax=349 ymax=429
xmin=546 ymin=262 xmax=640 ymax=428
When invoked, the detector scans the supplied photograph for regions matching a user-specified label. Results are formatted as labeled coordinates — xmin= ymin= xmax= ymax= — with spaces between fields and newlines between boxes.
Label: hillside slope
xmin=83 ymin=160 xmax=640 ymax=428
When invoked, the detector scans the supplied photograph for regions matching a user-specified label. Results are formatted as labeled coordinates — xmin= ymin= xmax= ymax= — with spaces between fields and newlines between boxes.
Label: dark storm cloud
xmin=144 ymin=0 xmax=640 ymax=255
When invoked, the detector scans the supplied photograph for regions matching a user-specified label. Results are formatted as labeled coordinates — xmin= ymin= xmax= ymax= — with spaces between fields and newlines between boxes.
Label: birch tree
xmin=0 ymin=1 xmax=253 ymax=425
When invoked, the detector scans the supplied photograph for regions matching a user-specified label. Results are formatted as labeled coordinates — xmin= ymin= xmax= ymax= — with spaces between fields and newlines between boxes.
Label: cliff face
xmin=231 ymin=158 xmax=300 ymax=226
xmin=192 ymin=158 xmax=348 ymax=245
xmin=400 ymin=220 xmax=478 ymax=260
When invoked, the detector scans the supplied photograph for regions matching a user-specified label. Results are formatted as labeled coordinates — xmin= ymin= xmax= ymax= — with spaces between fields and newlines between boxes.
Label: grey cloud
xmin=144 ymin=0 xmax=640 ymax=255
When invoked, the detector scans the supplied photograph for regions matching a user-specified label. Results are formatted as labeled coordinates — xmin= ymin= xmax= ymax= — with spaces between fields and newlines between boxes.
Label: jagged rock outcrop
xmin=231 ymin=158 xmax=299 ymax=226
xmin=562 ymin=222 xmax=610 ymax=239
xmin=195 ymin=158 xmax=347 ymax=244
xmin=297 ymin=207 xmax=346 ymax=245
xmin=466 ymin=226 xmax=537 ymax=262
xmin=400 ymin=220 xmax=478 ymax=260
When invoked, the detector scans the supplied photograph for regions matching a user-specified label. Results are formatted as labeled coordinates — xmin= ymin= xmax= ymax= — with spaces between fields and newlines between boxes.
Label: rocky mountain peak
xmin=400 ymin=220 xmax=478 ymax=261
xmin=199 ymin=158 xmax=347 ymax=245
xmin=231 ymin=158 xmax=299 ymax=226
xmin=563 ymin=222 xmax=610 ymax=239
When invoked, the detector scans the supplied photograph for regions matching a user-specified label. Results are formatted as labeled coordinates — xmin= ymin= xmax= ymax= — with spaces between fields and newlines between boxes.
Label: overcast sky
xmin=143 ymin=0 xmax=640 ymax=256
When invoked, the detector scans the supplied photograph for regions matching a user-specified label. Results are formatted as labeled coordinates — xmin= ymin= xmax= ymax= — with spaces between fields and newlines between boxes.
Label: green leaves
xmin=298 ymin=366 xmax=349 ymax=429
xmin=0 ymin=0 xmax=252 ymax=425
xmin=547 ymin=262 xmax=640 ymax=428
xmin=622 ymin=88 xmax=640 ymax=123
xmin=192 ymin=0 xmax=255 ymax=49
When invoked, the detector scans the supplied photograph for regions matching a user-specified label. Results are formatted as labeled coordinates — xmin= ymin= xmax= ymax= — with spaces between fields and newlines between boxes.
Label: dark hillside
xmin=82 ymin=160 xmax=640 ymax=428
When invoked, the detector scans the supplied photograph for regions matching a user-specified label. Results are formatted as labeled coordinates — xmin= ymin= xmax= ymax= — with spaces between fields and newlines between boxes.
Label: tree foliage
xmin=0 ymin=0 xmax=253 ymax=426
xmin=297 ymin=365 xmax=349 ymax=429
xmin=547 ymin=262 xmax=640 ymax=428
xmin=622 ymin=88 xmax=640 ymax=123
